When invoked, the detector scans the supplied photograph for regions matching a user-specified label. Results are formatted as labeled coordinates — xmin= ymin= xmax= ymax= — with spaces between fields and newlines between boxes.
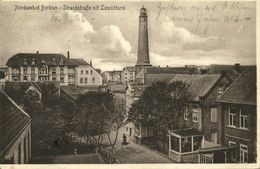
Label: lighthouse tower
xmin=135 ymin=6 xmax=152 ymax=84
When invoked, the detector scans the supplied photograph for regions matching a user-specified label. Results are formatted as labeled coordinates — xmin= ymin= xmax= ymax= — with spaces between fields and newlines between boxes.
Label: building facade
xmin=122 ymin=66 xmax=135 ymax=84
xmin=217 ymin=70 xmax=256 ymax=163
xmin=6 ymin=52 xmax=102 ymax=86
xmin=102 ymin=70 xmax=122 ymax=84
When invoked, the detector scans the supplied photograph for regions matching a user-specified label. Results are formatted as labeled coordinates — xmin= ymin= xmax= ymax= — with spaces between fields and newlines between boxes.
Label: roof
xmin=170 ymin=129 xmax=203 ymax=137
xmin=70 ymin=58 xmax=89 ymax=65
xmin=0 ymin=92 xmax=31 ymax=157
xmin=144 ymin=74 xmax=176 ymax=85
xmin=168 ymin=74 xmax=222 ymax=101
xmin=4 ymin=82 xmax=42 ymax=100
xmin=145 ymin=66 xmax=194 ymax=74
xmin=131 ymin=85 xmax=149 ymax=97
xmin=217 ymin=69 xmax=256 ymax=105
xmin=6 ymin=53 xmax=77 ymax=66
xmin=209 ymin=64 xmax=239 ymax=80
xmin=61 ymin=85 xmax=104 ymax=101
xmin=124 ymin=66 xmax=135 ymax=72
xmin=107 ymin=84 xmax=127 ymax=93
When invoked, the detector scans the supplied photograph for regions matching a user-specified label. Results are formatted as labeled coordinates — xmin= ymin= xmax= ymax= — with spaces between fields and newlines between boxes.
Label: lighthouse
xmin=135 ymin=6 xmax=152 ymax=84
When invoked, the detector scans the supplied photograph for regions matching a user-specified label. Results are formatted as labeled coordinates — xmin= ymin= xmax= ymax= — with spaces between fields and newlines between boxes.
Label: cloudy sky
xmin=0 ymin=1 xmax=256 ymax=71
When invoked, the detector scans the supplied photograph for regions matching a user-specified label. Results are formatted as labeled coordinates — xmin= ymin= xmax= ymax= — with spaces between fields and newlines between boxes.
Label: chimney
xmin=234 ymin=63 xmax=240 ymax=73
xmin=36 ymin=51 xmax=39 ymax=55
xmin=90 ymin=59 xmax=92 ymax=66
xmin=67 ymin=51 xmax=70 ymax=59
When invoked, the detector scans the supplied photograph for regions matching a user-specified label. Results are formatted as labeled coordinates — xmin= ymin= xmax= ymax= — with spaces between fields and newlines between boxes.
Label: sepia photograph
xmin=0 ymin=0 xmax=258 ymax=167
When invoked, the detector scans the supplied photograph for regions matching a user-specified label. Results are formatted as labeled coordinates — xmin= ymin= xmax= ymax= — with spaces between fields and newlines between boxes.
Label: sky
xmin=0 ymin=1 xmax=256 ymax=71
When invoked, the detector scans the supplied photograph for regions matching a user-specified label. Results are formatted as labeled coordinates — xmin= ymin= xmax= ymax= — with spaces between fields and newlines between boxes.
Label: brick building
xmin=217 ymin=69 xmax=256 ymax=163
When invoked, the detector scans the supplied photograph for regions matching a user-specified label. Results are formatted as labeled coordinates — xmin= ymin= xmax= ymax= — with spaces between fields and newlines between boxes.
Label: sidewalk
xmin=108 ymin=124 xmax=174 ymax=163
xmin=113 ymin=142 xmax=173 ymax=163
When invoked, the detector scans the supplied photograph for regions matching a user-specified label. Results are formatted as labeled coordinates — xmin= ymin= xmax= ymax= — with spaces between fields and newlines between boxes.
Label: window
xmin=90 ymin=70 xmax=93 ymax=75
xmin=68 ymin=68 xmax=75 ymax=74
xmin=171 ymin=136 xmax=180 ymax=153
xmin=52 ymin=77 xmax=56 ymax=81
xmin=193 ymin=136 xmax=203 ymax=151
xmin=81 ymin=70 xmax=84 ymax=75
xmin=92 ymin=77 xmax=95 ymax=84
xmin=60 ymin=68 xmax=64 ymax=74
xmin=52 ymin=68 xmax=56 ymax=75
xmin=217 ymin=87 xmax=225 ymax=97
xmin=39 ymin=67 xmax=47 ymax=74
xmin=129 ymin=128 xmax=132 ymax=136
xmin=60 ymin=77 xmax=64 ymax=83
xmin=210 ymin=108 xmax=217 ymax=122
xmin=23 ymin=58 xmax=27 ymax=65
xmin=84 ymin=78 xmax=88 ymax=84
xmin=229 ymin=107 xmax=238 ymax=127
xmin=31 ymin=68 xmax=35 ymax=75
xmin=184 ymin=108 xmax=188 ymax=120
xmin=229 ymin=141 xmax=238 ymax=161
xmin=192 ymin=110 xmax=198 ymax=122
xmin=23 ymin=76 xmax=27 ymax=81
xmin=12 ymin=68 xmax=19 ymax=75
xmin=80 ymin=78 xmax=83 ymax=84
xmin=32 ymin=58 xmax=35 ymax=65
xmin=31 ymin=77 xmax=35 ymax=81
xmin=68 ymin=76 xmax=75 ymax=84
xmin=181 ymin=137 xmax=192 ymax=153
xmin=23 ymin=68 xmax=27 ymax=74
xmin=240 ymin=144 xmax=248 ymax=163
xmin=86 ymin=70 xmax=88 ymax=75
xmin=240 ymin=111 xmax=248 ymax=129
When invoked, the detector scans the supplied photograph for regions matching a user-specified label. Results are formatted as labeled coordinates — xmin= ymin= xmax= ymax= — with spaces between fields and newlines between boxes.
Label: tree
xmin=72 ymin=91 xmax=125 ymax=154
xmin=128 ymin=80 xmax=192 ymax=130
xmin=103 ymin=97 xmax=125 ymax=153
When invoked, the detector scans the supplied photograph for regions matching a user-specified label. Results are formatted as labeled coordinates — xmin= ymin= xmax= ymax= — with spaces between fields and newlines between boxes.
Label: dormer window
xmin=23 ymin=58 xmax=27 ymax=65
xmin=32 ymin=58 xmax=35 ymax=65
xmin=41 ymin=60 xmax=46 ymax=64
xmin=217 ymin=86 xmax=225 ymax=98
xmin=52 ymin=58 xmax=56 ymax=65
xmin=60 ymin=59 xmax=63 ymax=65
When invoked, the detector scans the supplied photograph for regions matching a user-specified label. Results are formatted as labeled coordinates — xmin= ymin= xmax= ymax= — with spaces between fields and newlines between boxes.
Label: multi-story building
xmin=73 ymin=59 xmax=102 ymax=86
xmin=217 ymin=69 xmax=256 ymax=163
xmin=6 ymin=51 xmax=102 ymax=86
xmin=122 ymin=66 xmax=135 ymax=84
xmin=102 ymin=70 xmax=122 ymax=84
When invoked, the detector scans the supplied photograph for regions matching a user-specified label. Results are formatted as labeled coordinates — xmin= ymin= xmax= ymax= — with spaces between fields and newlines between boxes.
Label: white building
xmin=122 ymin=66 xmax=135 ymax=84
xmin=6 ymin=51 xmax=102 ymax=86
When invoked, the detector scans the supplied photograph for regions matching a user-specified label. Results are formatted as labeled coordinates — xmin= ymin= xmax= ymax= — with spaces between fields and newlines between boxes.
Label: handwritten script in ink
xmin=156 ymin=1 xmax=253 ymax=34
